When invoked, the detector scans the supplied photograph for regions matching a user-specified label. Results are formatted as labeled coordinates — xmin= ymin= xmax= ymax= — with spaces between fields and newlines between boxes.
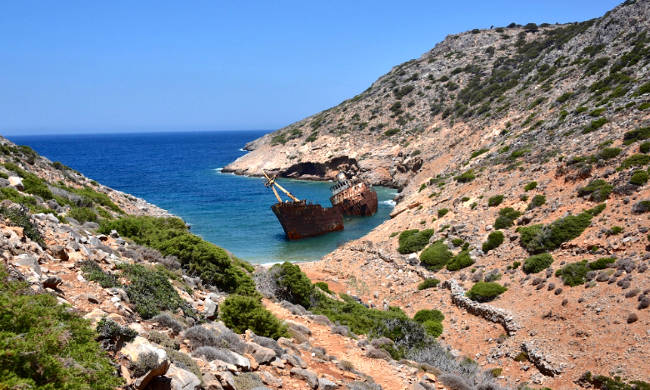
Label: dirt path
xmin=264 ymin=299 xmax=416 ymax=390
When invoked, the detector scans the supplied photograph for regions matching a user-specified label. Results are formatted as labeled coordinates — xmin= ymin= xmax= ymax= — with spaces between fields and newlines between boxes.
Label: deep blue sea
xmin=7 ymin=131 xmax=396 ymax=263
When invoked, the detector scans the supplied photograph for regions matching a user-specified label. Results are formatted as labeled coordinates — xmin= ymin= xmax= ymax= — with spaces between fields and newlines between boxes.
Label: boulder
xmin=365 ymin=346 xmax=391 ymax=360
xmin=318 ymin=377 xmax=338 ymax=390
xmin=247 ymin=342 xmax=276 ymax=365
xmin=121 ymin=336 xmax=167 ymax=365
xmin=134 ymin=359 xmax=170 ymax=390
xmin=290 ymin=368 xmax=318 ymax=389
xmin=167 ymin=364 xmax=201 ymax=390
xmin=8 ymin=176 xmax=24 ymax=190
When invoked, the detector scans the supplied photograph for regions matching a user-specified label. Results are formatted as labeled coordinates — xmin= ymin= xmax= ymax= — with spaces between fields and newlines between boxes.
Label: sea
xmin=6 ymin=131 xmax=397 ymax=264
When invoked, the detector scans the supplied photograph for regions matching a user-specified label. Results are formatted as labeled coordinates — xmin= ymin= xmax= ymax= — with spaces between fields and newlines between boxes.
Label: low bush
xmin=314 ymin=281 xmax=332 ymax=294
xmin=446 ymin=250 xmax=474 ymax=271
xmin=99 ymin=216 xmax=256 ymax=295
xmin=0 ymin=266 xmax=122 ymax=389
xmin=527 ymin=194 xmax=546 ymax=210
xmin=96 ymin=318 xmax=137 ymax=351
xmin=420 ymin=240 xmax=453 ymax=270
xmin=418 ymin=278 xmax=440 ymax=290
xmin=640 ymin=141 xmax=650 ymax=153
xmin=488 ymin=195 xmax=504 ymax=207
xmin=630 ymin=170 xmax=648 ymax=185
xmin=482 ymin=231 xmax=504 ymax=253
xmin=523 ymin=253 xmax=554 ymax=274
xmin=21 ymin=173 xmax=54 ymax=200
xmin=220 ymin=295 xmax=288 ymax=339
xmin=166 ymin=348 xmax=202 ymax=380
xmin=80 ymin=260 xmax=120 ymax=288
xmin=589 ymin=257 xmax=615 ymax=270
xmin=414 ymin=309 xmax=444 ymax=323
xmin=0 ymin=206 xmax=45 ymax=248
xmin=397 ymin=229 xmax=434 ymax=254
xmin=68 ymin=206 xmax=97 ymax=223
xmin=466 ymin=282 xmax=507 ymax=302
xmin=582 ymin=117 xmax=608 ymax=133
xmin=578 ymin=179 xmax=612 ymax=201
xmin=555 ymin=261 xmax=589 ymax=286
xmin=422 ymin=320 xmax=444 ymax=338
xmin=524 ymin=181 xmax=537 ymax=191
xmin=438 ymin=208 xmax=449 ymax=217
xmin=117 ymin=263 xmax=189 ymax=319
xmin=578 ymin=371 xmax=650 ymax=390
xmin=494 ymin=207 xmax=522 ymax=229
xmin=270 ymin=262 xmax=314 ymax=308
xmin=151 ymin=313 xmax=185 ymax=334
xmin=596 ymin=147 xmax=621 ymax=160
xmin=607 ymin=226 xmax=623 ymax=235
xmin=619 ymin=154 xmax=650 ymax=170
xmin=623 ymin=127 xmax=650 ymax=145
xmin=518 ymin=206 xmax=602 ymax=253
xmin=454 ymin=170 xmax=476 ymax=183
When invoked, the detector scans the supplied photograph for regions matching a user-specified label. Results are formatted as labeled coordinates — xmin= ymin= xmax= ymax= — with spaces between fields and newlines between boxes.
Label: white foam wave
xmin=238 ymin=148 xmax=246 ymax=152
xmin=215 ymin=167 xmax=223 ymax=172
xmin=381 ymin=199 xmax=396 ymax=207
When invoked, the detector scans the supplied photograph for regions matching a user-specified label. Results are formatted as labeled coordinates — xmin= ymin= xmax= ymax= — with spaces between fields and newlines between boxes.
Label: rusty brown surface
xmin=271 ymin=201 xmax=344 ymax=240
xmin=330 ymin=183 xmax=378 ymax=216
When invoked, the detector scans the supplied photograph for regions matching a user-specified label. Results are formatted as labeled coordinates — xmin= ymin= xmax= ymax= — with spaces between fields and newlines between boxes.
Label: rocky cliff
xmin=225 ymin=0 xmax=650 ymax=190
xmin=227 ymin=1 xmax=650 ymax=389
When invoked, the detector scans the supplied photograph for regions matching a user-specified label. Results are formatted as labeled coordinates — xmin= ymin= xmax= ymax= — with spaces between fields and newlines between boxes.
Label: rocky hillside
xmin=225 ymin=0 xmax=650 ymax=190
xmin=225 ymin=1 xmax=650 ymax=389
xmin=0 ymin=136 xmax=514 ymax=389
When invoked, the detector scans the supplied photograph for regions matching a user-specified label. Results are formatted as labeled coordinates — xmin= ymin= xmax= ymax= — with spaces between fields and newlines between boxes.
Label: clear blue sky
xmin=0 ymin=0 xmax=621 ymax=135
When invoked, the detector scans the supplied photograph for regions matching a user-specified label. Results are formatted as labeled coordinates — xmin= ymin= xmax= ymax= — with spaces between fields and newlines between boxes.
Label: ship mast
xmin=263 ymin=170 xmax=300 ymax=202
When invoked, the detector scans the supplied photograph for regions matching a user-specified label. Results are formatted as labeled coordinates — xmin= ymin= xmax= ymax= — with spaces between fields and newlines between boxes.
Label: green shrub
xmin=607 ymin=226 xmax=623 ymax=235
xmin=578 ymin=371 xmax=650 ymax=390
xmin=589 ymin=257 xmax=615 ymax=270
xmin=488 ymin=195 xmax=504 ymax=207
xmin=578 ymin=179 xmax=612 ymax=201
xmin=66 ymin=187 xmax=121 ymax=213
xmin=419 ymin=240 xmax=453 ymax=270
xmin=523 ymin=253 xmax=554 ymax=274
xmin=422 ymin=320 xmax=443 ymax=338
xmin=99 ymin=216 xmax=256 ymax=295
xmin=0 ymin=267 xmax=122 ymax=389
xmin=417 ymin=278 xmax=440 ymax=290
xmin=511 ymin=261 xmax=521 ymax=269
xmin=640 ymin=141 xmax=650 ymax=153
xmin=623 ymin=127 xmax=650 ymax=145
xmin=397 ymin=229 xmax=434 ymax=254
xmin=220 ymin=295 xmax=288 ymax=339
xmin=413 ymin=309 xmax=444 ymax=323
xmin=582 ymin=118 xmax=607 ymax=134
xmin=438 ymin=208 xmax=449 ymax=217
xmin=446 ymin=250 xmax=474 ymax=271
xmin=314 ymin=281 xmax=332 ymax=294
xmin=117 ymin=263 xmax=189 ymax=319
xmin=384 ymin=128 xmax=400 ymax=137
xmin=555 ymin=261 xmax=589 ymax=286
xmin=630 ymin=170 xmax=648 ymax=185
xmin=619 ymin=154 xmax=650 ymax=169
xmin=527 ymin=194 xmax=546 ymax=210
xmin=596 ymin=147 xmax=621 ymax=160
xmin=271 ymin=262 xmax=314 ymax=308
xmin=466 ymin=282 xmax=507 ymax=302
xmin=482 ymin=231 xmax=504 ymax=252
xmin=524 ymin=181 xmax=537 ymax=191
xmin=518 ymin=207 xmax=600 ymax=253
xmin=470 ymin=148 xmax=489 ymax=159
xmin=454 ymin=169 xmax=476 ymax=183
xmin=80 ymin=261 xmax=120 ymax=288
xmin=494 ymin=207 xmax=522 ymax=229
xmin=0 ymin=206 xmax=45 ymax=247
xmin=451 ymin=238 xmax=464 ymax=247
xmin=96 ymin=318 xmax=137 ymax=351
xmin=68 ymin=207 xmax=97 ymax=223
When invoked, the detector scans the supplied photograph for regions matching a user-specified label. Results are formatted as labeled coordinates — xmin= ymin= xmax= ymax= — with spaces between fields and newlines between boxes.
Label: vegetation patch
xmin=623 ymin=127 xmax=650 ymax=145
xmin=619 ymin=154 xmax=650 ymax=170
xmin=494 ymin=207 xmax=522 ymax=229
xmin=0 ymin=266 xmax=122 ymax=389
xmin=420 ymin=240 xmax=453 ymax=270
xmin=466 ymin=282 xmax=507 ymax=302
xmin=220 ymin=295 xmax=288 ymax=339
xmin=454 ymin=169 xmax=476 ymax=183
xmin=99 ymin=216 xmax=256 ymax=295
xmin=517 ymin=206 xmax=603 ymax=254
xmin=488 ymin=195 xmax=504 ymax=207
xmin=0 ymin=205 xmax=46 ymax=247
xmin=397 ymin=229 xmax=434 ymax=254
xmin=630 ymin=170 xmax=648 ymax=185
xmin=577 ymin=179 xmax=612 ymax=202
xmin=417 ymin=278 xmax=440 ymax=290
xmin=527 ymin=194 xmax=546 ymax=210
xmin=446 ymin=250 xmax=474 ymax=271
xmin=524 ymin=181 xmax=537 ymax=191
xmin=523 ymin=253 xmax=554 ymax=274
xmin=482 ymin=231 xmax=504 ymax=253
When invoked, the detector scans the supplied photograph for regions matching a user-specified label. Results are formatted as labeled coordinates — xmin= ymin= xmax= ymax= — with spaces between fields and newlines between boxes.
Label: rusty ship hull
xmin=271 ymin=201 xmax=344 ymax=240
xmin=330 ymin=182 xmax=378 ymax=217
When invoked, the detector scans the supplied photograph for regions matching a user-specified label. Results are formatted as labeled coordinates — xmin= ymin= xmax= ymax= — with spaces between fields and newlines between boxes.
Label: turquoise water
xmin=7 ymin=131 xmax=396 ymax=263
